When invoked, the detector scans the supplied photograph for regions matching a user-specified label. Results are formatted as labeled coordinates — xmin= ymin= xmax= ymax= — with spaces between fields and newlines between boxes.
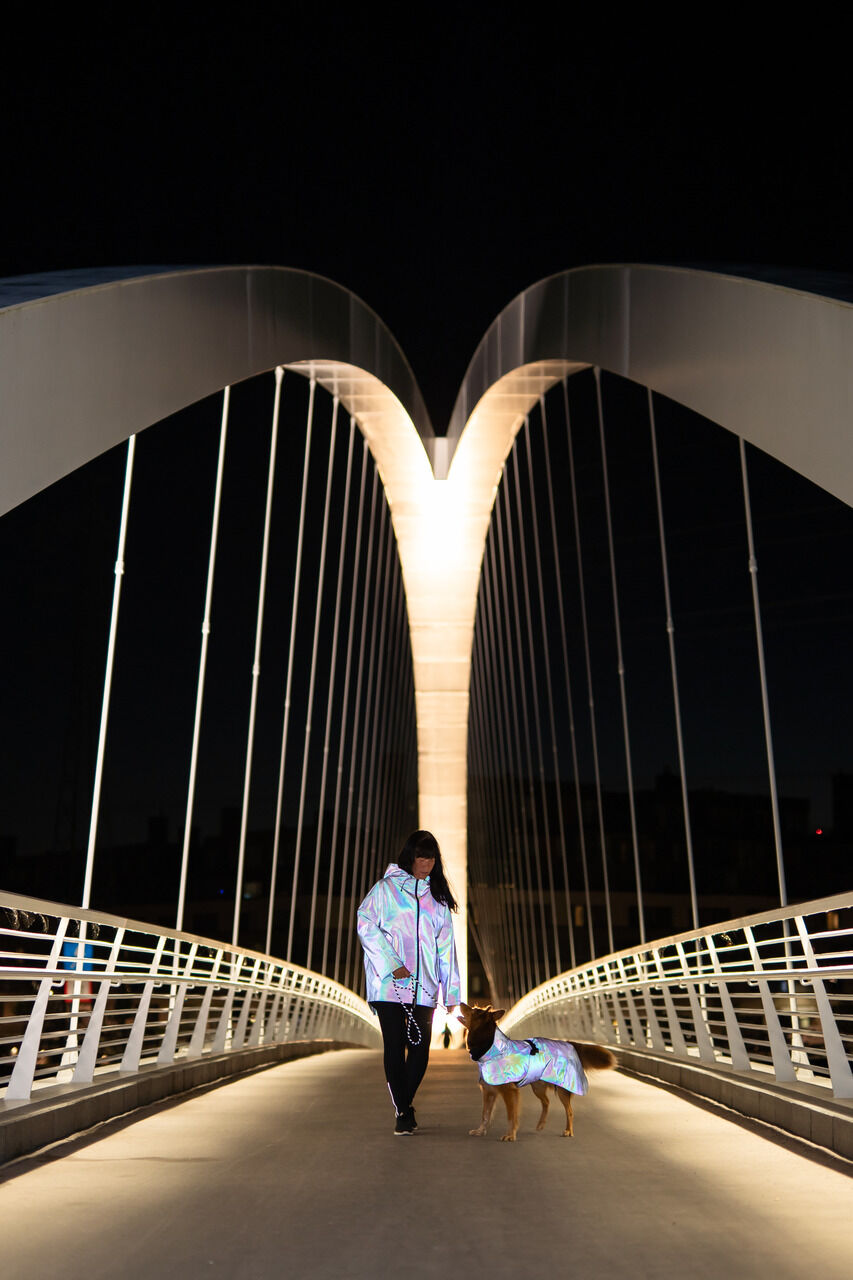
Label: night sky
xmin=6 ymin=22 xmax=853 ymax=427
xmin=2 ymin=19 xmax=853 ymax=922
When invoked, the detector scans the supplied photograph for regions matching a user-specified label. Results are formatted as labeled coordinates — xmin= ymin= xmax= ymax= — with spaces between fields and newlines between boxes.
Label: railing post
xmin=616 ymin=958 xmax=647 ymax=1046
xmin=578 ymin=991 xmax=596 ymax=1041
xmin=744 ymin=926 xmax=796 ymax=1083
xmin=249 ymin=986 xmax=269 ymax=1047
xmin=72 ymin=927 xmax=125 ymax=1083
xmin=212 ymin=971 xmax=238 ymax=1056
xmin=605 ymin=970 xmax=631 ymax=1046
xmin=186 ymin=983 xmax=215 ymax=1060
xmin=591 ymin=990 xmax=611 ymax=1044
xmin=794 ymin=916 xmax=853 ymax=1097
xmin=652 ymin=948 xmax=687 ymax=1056
xmin=232 ymin=959 xmax=261 ymax=1051
xmin=675 ymin=941 xmax=717 ymax=1063
xmin=121 ymin=935 xmax=167 ymax=1074
xmin=6 ymin=917 xmax=70 ymax=1101
xmin=265 ymin=992 xmax=283 ymax=1044
xmin=157 ymin=942 xmax=198 ymax=1065
xmin=187 ymin=949 xmax=224 ymax=1059
xmin=705 ymin=933 xmax=751 ymax=1071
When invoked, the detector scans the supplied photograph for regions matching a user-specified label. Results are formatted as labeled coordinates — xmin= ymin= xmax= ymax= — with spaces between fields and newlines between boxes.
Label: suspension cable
xmin=648 ymin=389 xmax=699 ymax=928
xmin=563 ymin=376 xmax=610 ymax=956
xmin=333 ymin=465 xmax=380 ymax=981
xmin=307 ymin=415 xmax=357 ymax=972
xmin=470 ymin=589 xmax=520 ymax=1000
xmin=344 ymin=507 xmax=391 ymax=988
xmin=497 ymin=468 xmax=549 ymax=983
xmin=594 ymin=368 xmax=645 ymax=945
xmin=176 ymin=386 xmax=231 ymax=931
xmin=378 ymin=566 xmax=410 ymax=862
xmin=373 ymin=572 xmax=406 ymax=875
xmin=523 ymin=416 xmax=577 ymax=969
xmin=362 ymin=532 xmax=403 ymax=887
xmin=739 ymin=436 xmax=788 ymax=906
xmin=323 ymin=438 xmax=370 ymax=977
xmin=467 ymin=651 xmax=506 ymax=999
xmin=232 ymin=371 xmax=286 ymax=946
xmin=469 ymin=600 xmax=502 ymax=992
xmin=539 ymin=392 xmax=593 ymax=962
xmin=486 ymin=522 xmax=535 ymax=996
xmin=82 ymin=433 xmax=136 ymax=910
xmin=490 ymin=489 xmax=539 ymax=990
xmin=509 ymin=435 xmax=562 ymax=972
xmin=265 ymin=379 xmax=316 ymax=955
xmin=474 ymin=553 xmax=525 ymax=998
xmin=504 ymin=447 xmax=554 ymax=975
xmin=346 ymin=510 xmax=394 ymax=988
xmin=288 ymin=396 xmax=340 ymax=964
xmin=484 ymin=499 xmax=530 ymax=994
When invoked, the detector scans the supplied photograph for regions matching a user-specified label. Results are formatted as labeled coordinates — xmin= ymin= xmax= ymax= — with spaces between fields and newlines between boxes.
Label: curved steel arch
xmin=3 ymin=262 xmax=852 ymax=999
xmin=0 ymin=265 xmax=437 ymax=519
xmin=445 ymin=262 xmax=853 ymax=504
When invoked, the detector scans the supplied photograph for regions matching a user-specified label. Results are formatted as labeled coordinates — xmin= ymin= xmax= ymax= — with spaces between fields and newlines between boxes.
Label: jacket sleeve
xmin=435 ymin=906 xmax=461 ymax=1007
xmin=356 ymin=883 xmax=405 ymax=976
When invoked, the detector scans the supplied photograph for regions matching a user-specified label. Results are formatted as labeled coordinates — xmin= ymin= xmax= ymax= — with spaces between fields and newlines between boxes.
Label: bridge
xmin=1 ymin=264 xmax=851 ymax=1276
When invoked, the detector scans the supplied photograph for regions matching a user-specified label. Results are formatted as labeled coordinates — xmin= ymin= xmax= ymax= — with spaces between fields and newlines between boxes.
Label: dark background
xmin=2 ymin=16 xmax=852 ymax=945
xmin=5 ymin=19 xmax=853 ymax=429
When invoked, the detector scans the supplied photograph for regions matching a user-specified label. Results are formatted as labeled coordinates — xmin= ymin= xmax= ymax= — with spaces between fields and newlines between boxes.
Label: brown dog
xmin=457 ymin=1002 xmax=615 ymax=1142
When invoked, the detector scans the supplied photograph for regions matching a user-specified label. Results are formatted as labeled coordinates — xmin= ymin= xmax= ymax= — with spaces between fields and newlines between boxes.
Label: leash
xmin=392 ymin=974 xmax=425 ymax=1046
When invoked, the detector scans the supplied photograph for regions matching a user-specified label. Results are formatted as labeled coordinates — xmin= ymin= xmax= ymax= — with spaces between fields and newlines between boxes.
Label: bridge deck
xmin=0 ymin=1047 xmax=849 ymax=1279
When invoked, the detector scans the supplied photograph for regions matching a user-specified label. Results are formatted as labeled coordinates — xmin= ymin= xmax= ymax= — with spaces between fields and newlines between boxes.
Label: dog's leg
xmin=555 ymin=1086 xmax=574 ymax=1137
xmin=469 ymin=1083 xmax=498 ymax=1136
xmin=530 ymin=1080 xmax=551 ymax=1131
xmin=498 ymin=1083 xmax=520 ymax=1142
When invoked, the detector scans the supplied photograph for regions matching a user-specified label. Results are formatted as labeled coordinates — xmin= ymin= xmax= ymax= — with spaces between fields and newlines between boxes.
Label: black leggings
xmin=373 ymin=1002 xmax=435 ymax=1114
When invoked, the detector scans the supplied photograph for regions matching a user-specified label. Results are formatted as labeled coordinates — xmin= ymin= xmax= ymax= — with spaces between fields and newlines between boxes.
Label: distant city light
xmin=815 ymin=828 xmax=823 ymax=836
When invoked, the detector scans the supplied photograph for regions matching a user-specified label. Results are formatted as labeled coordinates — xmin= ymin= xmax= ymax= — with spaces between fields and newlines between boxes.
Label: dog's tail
xmin=574 ymin=1043 xmax=616 ymax=1071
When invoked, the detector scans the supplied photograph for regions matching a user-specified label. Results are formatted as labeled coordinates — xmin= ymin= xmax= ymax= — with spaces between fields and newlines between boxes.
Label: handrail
xmin=502 ymin=891 xmax=853 ymax=1099
xmin=0 ymin=890 xmax=380 ymax=1103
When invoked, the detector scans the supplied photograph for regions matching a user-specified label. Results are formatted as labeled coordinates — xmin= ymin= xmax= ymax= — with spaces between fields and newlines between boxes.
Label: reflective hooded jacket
xmin=357 ymin=863 xmax=461 ymax=1008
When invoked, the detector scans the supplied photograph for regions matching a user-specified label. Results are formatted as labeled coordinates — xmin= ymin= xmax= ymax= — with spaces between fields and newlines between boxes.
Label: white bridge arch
xmin=2 ymin=262 xmax=852 ymax=994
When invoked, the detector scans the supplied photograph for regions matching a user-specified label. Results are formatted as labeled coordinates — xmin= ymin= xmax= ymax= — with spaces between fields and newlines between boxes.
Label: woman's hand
xmin=392 ymin=966 xmax=411 ymax=979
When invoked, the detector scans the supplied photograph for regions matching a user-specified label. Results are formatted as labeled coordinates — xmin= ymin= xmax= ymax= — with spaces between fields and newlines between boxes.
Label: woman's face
xmin=411 ymin=854 xmax=435 ymax=880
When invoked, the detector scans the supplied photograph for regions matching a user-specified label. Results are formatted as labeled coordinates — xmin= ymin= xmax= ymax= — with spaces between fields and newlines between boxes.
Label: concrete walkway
xmin=0 ymin=1047 xmax=849 ymax=1279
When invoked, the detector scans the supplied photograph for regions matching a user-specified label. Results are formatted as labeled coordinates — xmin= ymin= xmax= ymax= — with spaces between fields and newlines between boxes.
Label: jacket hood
xmin=383 ymin=863 xmax=429 ymax=890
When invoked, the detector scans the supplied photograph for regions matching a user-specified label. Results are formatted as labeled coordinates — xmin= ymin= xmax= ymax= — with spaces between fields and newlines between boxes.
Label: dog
xmin=457 ymin=1002 xmax=615 ymax=1141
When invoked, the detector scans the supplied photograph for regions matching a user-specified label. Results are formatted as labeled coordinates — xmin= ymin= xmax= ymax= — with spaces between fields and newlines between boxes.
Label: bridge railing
xmin=0 ymin=890 xmax=380 ymax=1103
xmin=503 ymin=892 xmax=853 ymax=1099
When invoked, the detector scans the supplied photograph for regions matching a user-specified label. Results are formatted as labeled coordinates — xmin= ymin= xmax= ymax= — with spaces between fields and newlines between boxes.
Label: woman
xmin=356 ymin=830 xmax=461 ymax=1134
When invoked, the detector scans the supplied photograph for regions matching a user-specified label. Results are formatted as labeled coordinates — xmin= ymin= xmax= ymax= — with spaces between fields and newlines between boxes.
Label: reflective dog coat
xmin=476 ymin=1026 xmax=589 ymax=1094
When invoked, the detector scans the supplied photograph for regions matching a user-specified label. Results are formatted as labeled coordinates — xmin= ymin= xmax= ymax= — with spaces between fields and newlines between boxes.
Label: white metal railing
xmin=503 ymin=892 xmax=853 ymax=1100
xmin=0 ymin=890 xmax=380 ymax=1103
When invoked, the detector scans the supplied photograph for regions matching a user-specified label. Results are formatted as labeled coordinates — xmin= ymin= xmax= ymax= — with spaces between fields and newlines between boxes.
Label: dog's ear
xmin=492 ymin=1009 xmax=506 ymax=1020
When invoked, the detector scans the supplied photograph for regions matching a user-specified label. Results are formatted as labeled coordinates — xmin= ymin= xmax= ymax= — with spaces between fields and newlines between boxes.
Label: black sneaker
xmin=394 ymin=1113 xmax=414 ymax=1135
xmin=406 ymin=1106 xmax=418 ymax=1132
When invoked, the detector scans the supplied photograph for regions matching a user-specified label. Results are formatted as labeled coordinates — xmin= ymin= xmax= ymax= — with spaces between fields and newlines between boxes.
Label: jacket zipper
xmin=414 ymin=877 xmax=421 ymax=1000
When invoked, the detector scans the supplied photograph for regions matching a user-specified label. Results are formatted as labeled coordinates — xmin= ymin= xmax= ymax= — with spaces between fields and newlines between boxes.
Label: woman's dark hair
xmin=397 ymin=830 xmax=458 ymax=912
